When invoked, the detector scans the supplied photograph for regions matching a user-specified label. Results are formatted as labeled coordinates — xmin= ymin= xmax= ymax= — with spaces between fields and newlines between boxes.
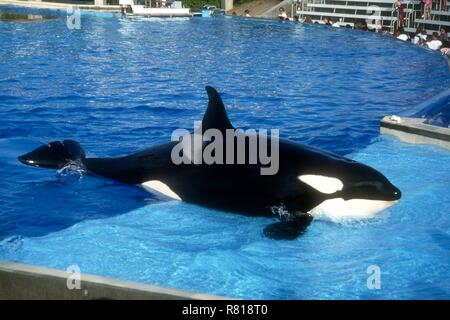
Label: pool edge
xmin=0 ymin=260 xmax=232 ymax=300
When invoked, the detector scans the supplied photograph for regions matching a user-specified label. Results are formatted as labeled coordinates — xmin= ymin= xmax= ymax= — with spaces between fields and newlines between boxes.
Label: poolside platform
xmin=297 ymin=0 xmax=420 ymax=31
xmin=380 ymin=116 xmax=450 ymax=151
xmin=0 ymin=0 xmax=120 ymax=12
xmin=297 ymin=0 xmax=450 ymax=36
xmin=0 ymin=261 xmax=230 ymax=300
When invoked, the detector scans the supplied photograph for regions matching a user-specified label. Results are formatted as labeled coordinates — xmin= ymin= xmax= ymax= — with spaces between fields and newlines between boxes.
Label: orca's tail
xmin=18 ymin=140 xmax=86 ymax=170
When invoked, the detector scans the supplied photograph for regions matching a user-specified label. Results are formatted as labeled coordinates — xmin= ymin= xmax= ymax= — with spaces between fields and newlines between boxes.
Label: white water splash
xmin=313 ymin=210 xmax=390 ymax=227
xmin=270 ymin=205 xmax=295 ymax=221
xmin=0 ymin=235 xmax=24 ymax=253
xmin=57 ymin=161 xmax=86 ymax=178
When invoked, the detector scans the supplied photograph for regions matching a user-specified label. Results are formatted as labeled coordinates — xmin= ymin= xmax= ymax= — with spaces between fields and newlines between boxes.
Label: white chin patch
xmin=310 ymin=198 xmax=397 ymax=221
xmin=299 ymin=175 xmax=344 ymax=194
xmin=141 ymin=180 xmax=181 ymax=201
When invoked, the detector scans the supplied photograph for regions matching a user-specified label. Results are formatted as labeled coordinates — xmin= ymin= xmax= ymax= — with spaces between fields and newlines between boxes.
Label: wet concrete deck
xmin=0 ymin=261 xmax=230 ymax=300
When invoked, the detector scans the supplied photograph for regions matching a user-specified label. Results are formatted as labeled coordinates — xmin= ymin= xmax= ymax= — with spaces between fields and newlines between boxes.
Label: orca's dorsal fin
xmin=202 ymin=86 xmax=234 ymax=133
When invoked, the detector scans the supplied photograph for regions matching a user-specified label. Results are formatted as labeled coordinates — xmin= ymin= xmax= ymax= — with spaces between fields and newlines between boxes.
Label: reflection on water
xmin=0 ymin=12 xmax=55 ymax=22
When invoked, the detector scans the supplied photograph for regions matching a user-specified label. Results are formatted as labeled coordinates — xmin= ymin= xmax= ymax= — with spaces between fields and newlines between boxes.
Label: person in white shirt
xmin=278 ymin=7 xmax=289 ymax=20
xmin=413 ymin=28 xmax=428 ymax=45
xmin=427 ymin=32 xmax=443 ymax=50
xmin=244 ymin=9 xmax=251 ymax=17
xmin=331 ymin=19 xmax=340 ymax=27
xmin=394 ymin=28 xmax=409 ymax=41
xmin=397 ymin=34 xmax=408 ymax=41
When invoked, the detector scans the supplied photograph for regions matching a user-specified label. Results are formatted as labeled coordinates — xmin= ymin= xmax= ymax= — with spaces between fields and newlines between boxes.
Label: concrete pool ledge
xmin=0 ymin=0 xmax=120 ymax=12
xmin=0 ymin=261 xmax=231 ymax=300
xmin=380 ymin=116 xmax=450 ymax=150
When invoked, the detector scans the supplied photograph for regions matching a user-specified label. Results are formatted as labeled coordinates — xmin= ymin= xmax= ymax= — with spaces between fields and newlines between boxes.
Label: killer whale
xmin=18 ymin=86 xmax=401 ymax=239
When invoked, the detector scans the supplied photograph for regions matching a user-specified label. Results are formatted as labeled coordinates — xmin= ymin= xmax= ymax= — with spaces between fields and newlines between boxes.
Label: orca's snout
xmin=341 ymin=179 xmax=401 ymax=202
xmin=375 ymin=180 xmax=401 ymax=202
xmin=391 ymin=186 xmax=402 ymax=201
xmin=18 ymin=153 xmax=37 ymax=166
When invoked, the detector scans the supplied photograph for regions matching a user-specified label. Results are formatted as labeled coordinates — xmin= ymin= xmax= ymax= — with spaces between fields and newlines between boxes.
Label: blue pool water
xmin=415 ymin=88 xmax=450 ymax=128
xmin=1 ymin=8 xmax=450 ymax=299
xmin=2 ymin=136 xmax=450 ymax=299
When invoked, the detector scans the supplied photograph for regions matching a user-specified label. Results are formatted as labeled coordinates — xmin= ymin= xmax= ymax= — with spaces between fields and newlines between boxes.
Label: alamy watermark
xmin=66 ymin=265 xmax=88 ymax=295
xmin=366 ymin=6 xmax=382 ymax=31
xmin=170 ymin=121 xmax=280 ymax=175
xmin=66 ymin=264 xmax=81 ymax=290
xmin=66 ymin=7 xmax=81 ymax=30
xmin=367 ymin=264 xmax=381 ymax=290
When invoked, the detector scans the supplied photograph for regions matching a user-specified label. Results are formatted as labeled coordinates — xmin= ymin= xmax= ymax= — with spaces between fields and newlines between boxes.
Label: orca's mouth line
xmin=309 ymin=198 xmax=398 ymax=220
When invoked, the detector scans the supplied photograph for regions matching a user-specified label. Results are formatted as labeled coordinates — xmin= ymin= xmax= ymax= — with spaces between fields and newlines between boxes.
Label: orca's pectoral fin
xmin=263 ymin=213 xmax=313 ymax=240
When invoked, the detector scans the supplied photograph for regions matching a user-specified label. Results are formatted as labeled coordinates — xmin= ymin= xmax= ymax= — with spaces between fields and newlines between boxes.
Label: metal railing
xmin=297 ymin=0 xmax=425 ymax=32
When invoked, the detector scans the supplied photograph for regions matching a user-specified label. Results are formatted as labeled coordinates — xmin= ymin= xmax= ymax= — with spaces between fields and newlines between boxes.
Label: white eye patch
xmin=298 ymin=175 xmax=344 ymax=194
